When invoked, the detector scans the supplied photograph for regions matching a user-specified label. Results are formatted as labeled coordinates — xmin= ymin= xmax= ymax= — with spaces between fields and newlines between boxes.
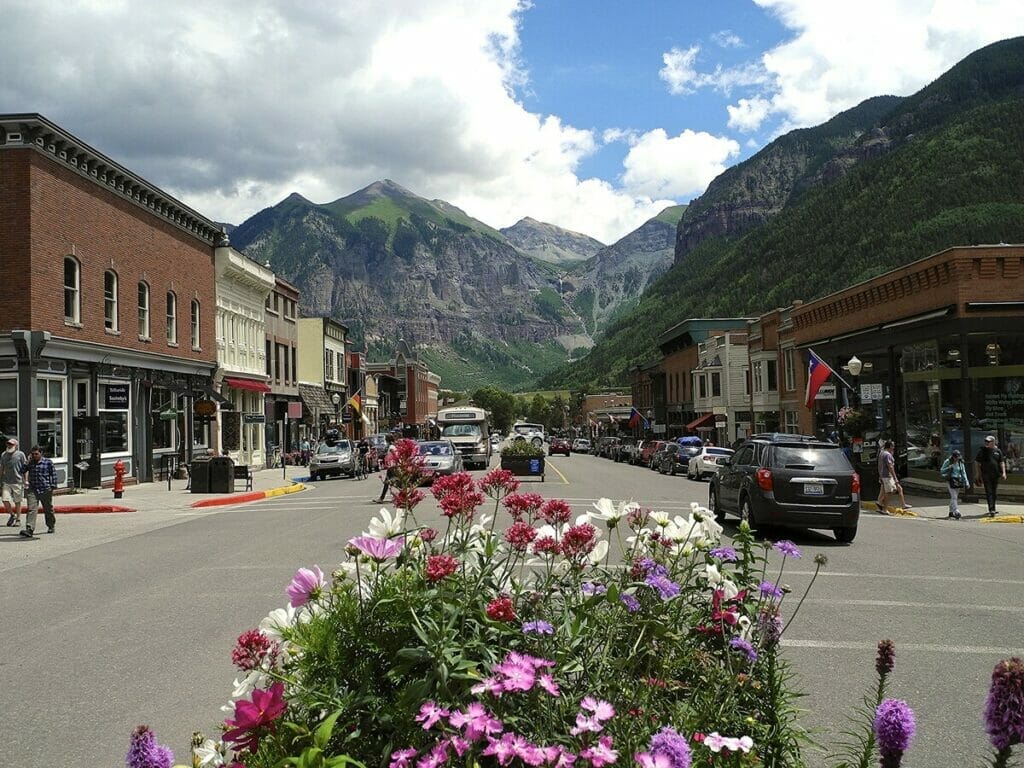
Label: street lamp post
xmin=847 ymin=355 xmax=863 ymax=408
xmin=331 ymin=392 xmax=341 ymax=430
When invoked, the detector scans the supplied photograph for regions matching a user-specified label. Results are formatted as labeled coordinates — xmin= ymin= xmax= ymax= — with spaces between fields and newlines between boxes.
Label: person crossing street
xmin=22 ymin=445 xmax=58 ymax=537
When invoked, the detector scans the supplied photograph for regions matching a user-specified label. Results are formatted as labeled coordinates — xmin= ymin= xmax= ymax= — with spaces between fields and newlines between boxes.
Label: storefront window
xmin=35 ymin=377 xmax=65 ymax=458
xmin=193 ymin=413 xmax=211 ymax=448
xmin=0 ymin=378 xmax=17 ymax=442
xmin=151 ymin=388 xmax=177 ymax=450
xmin=98 ymin=382 xmax=130 ymax=455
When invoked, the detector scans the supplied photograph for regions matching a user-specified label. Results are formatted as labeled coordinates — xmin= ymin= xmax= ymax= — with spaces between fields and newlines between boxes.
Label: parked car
xmin=708 ymin=433 xmax=860 ymax=543
xmin=640 ymin=440 xmax=666 ymax=467
xmin=686 ymin=446 xmax=735 ymax=480
xmin=549 ymin=437 xmax=572 ymax=456
xmin=309 ymin=439 xmax=357 ymax=481
xmin=572 ymin=438 xmax=592 ymax=453
xmin=656 ymin=443 xmax=692 ymax=475
xmin=615 ymin=438 xmax=639 ymax=463
xmin=598 ymin=436 xmax=621 ymax=458
xmin=417 ymin=440 xmax=464 ymax=482
xmin=651 ymin=442 xmax=677 ymax=471
xmin=675 ymin=436 xmax=704 ymax=468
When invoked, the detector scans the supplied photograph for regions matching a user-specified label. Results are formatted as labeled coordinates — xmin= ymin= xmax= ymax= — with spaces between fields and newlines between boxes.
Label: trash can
xmin=209 ymin=455 xmax=235 ymax=494
xmin=190 ymin=456 xmax=212 ymax=493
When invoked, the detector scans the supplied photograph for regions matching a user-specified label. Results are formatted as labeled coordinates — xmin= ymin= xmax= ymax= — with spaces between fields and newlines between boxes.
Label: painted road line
xmin=782 ymin=639 xmax=1023 ymax=656
xmin=787 ymin=570 xmax=1024 ymax=586
xmin=802 ymin=598 xmax=1024 ymax=614
xmin=544 ymin=460 xmax=570 ymax=484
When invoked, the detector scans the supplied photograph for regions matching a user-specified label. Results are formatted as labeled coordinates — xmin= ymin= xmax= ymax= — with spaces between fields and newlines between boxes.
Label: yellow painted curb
xmin=885 ymin=506 xmax=918 ymax=517
xmin=861 ymin=501 xmax=881 ymax=512
xmin=980 ymin=514 xmax=1024 ymax=524
xmin=264 ymin=483 xmax=306 ymax=499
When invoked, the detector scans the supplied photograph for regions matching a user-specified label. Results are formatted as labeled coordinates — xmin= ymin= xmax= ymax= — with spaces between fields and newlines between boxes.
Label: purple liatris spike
xmin=985 ymin=657 xmax=1024 ymax=750
xmin=873 ymin=699 xmax=915 ymax=767
xmin=876 ymin=639 xmax=895 ymax=677
xmin=126 ymin=725 xmax=174 ymax=768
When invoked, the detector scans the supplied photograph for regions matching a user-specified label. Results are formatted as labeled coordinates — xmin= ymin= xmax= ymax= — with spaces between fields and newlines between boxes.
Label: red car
xmin=549 ymin=437 xmax=571 ymax=456
xmin=639 ymin=440 xmax=666 ymax=467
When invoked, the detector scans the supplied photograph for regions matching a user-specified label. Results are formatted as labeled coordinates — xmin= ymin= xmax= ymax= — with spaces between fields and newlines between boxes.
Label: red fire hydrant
xmin=113 ymin=459 xmax=126 ymax=499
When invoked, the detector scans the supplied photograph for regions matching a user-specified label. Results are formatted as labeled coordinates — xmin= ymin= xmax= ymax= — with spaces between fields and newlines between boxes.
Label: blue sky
xmin=2 ymin=1 xmax=1023 ymax=243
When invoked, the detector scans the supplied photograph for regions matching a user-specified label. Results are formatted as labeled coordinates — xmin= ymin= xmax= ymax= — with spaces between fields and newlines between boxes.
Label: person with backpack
xmin=939 ymin=449 xmax=970 ymax=520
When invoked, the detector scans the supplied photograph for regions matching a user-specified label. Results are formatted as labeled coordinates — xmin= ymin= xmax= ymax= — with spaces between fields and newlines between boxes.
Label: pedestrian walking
xmin=876 ymin=439 xmax=910 ymax=511
xmin=22 ymin=445 xmax=58 ymax=537
xmin=974 ymin=435 xmax=1007 ymax=517
xmin=939 ymin=449 xmax=969 ymax=520
xmin=374 ymin=434 xmax=397 ymax=504
xmin=300 ymin=438 xmax=311 ymax=466
xmin=2 ymin=437 xmax=28 ymax=528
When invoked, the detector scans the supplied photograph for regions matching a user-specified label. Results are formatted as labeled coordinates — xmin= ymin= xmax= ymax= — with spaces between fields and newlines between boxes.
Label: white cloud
xmin=621 ymin=129 xmax=740 ymax=200
xmin=727 ymin=97 xmax=774 ymax=132
xmin=0 ymin=0 xmax=668 ymax=244
xmin=660 ymin=45 xmax=769 ymax=97
xmin=711 ymin=30 xmax=744 ymax=48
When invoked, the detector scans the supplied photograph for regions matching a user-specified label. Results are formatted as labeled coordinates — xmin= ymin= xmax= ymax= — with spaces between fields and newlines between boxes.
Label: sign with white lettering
xmin=815 ymin=384 xmax=836 ymax=400
xmin=104 ymin=384 xmax=129 ymax=409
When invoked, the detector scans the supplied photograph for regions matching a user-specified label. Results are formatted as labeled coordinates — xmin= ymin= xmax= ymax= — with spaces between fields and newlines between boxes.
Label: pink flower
xmin=416 ymin=741 xmax=450 ymax=768
xmin=470 ymin=676 xmax=505 ymax=697
xmin=504 ymin=521 xmax=538 ymax=552
xmin=540 ymin=499 xmax=573 ymax=525
xmin=286 ymin=566 xmax=325 ymax=608
xmin=390 ymin=748 xmax=419 ymax=768
xmin=483 ymin=734 xmax=517 ymax=766
xmin=480 ymin=468 xmax=520 ymax=499
xmin=348 ymin=535 xmax=404 ymax=561
xmin=486 ymin=596 xmax=517 ymax=623
xmin=231 ymin=629 xmax=278 ymax=672
xmin=635 ymin=753 xmax=672 ymax=768
xmin=393 ymin=487 xmax=425 ymax=510
xmin=538 ymin=673 xmax=560 ymax=697
xmin=581 ymin=697 xmax=616 ymax=721
xmin=504 ymin=492 xmax=546 ymax=521
xmin=580 ymin=736 xmax=618 ymax=767
xmin=561 ymin=524 xmax=598 ymax=561
xmin=533 ymin=536 xmax=561 ymax=556
xmin=433 ymin=472 xmax=486 ymax=519
xmin=223 ymin=682 xmax=287 ymax=754
xmin=414 ymin=700 xmax=450 ymax=730
xmin=449 ymin=701 xmax=503 ymax=741
xmin=425 ymin=554 xmax=460 ymax=582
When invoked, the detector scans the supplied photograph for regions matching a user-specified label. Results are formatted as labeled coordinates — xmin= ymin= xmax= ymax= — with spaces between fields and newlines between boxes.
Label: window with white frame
xmin=0 ymin=378 xmax=18 ymax=443
xmin=64 ymin=257 xmax=81 ymax=323
xmin=98 ymin=382 xmax=130 ymax=455
xmin=35 ymin=377 xmax=65 ymax=458
xmin=138 ymin=282 xmax=150 ymax=338
xmin=767 ymin=360 xmax=778 ymax=392
xmin=191 ymin=299 xmax=201 ymax=349
xmin=784 ymin=348 xmax=796 ymax=391
xmin=325 ymin=349 xmax=334 ymax=381
xmin=166 ymin=291 xmax=177 ymax=344
xmin=753 ymin=361 xmax=764 ymax=393
xmin=104 ymin=270 xmax=119 ymax=331
xmin=784 ymin=410 xmax=800 ymax=434
xmin=711 ymin=371 xmax=721 ymax=397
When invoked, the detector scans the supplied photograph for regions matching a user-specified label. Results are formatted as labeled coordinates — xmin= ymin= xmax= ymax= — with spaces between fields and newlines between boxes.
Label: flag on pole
xmin=805 ymin=350 xmax=838 ymax=407
xmin=346 ymin=391 xmax=362 ymax=413
xmin=628 ymin=407 xmax=650 ymax=429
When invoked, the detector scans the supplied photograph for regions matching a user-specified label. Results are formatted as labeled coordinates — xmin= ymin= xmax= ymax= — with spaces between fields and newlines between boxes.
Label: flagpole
xmin=809 ymin=348 xmax=857 ymax=393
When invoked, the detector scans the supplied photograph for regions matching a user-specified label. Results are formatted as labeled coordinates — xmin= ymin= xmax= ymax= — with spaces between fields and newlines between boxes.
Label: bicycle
xmin=353 ymin=451 xmax=369 ymax=480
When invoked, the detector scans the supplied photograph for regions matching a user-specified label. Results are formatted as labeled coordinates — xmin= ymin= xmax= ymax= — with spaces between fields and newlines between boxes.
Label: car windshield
xmin=514 ymin=424 xmax=543 ymax=435
xmin=442 ymin=425 xmax=482 ymax=438
xmin=707 ymin=448 xmax=733 ymax=456
xmin=419 ymin=442 xmax=453 ymax=456
xmin=317 ymin=442 xmax=351 ymax=455
xmin=773 ymin=445 xmax=850 ymax=469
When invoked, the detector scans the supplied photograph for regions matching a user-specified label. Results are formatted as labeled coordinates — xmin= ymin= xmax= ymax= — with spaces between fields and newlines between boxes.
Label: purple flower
xmin=874 ymin=699 xmax=915 ymax=762
xmin=647 ymin=726 xmax=692 ymax=768
xmin=348 ymin=535 xmax=404 ymax=561
xmin=620 ymin=593 xmax=641 ymax=612
xmin=757 ymin=607 xmax=784 ymax=646
xmin=709 ymin=546 xmax=738 ymax=562
xmin=637 ymin=558 xmax=667 ymax=578
xmin=391 ymin=748 xmax=419 ymax=768
xmin=729 ymin=636 xmax=758 ymax=663
xmin=126 ymin=725 xmax=174 ymax=768
xmin=645 ymin=573 xmax=680 ymax=600
xmin=522 ymin=620 xmax=555 ymax=635
xmin=773 ymin=540 xmax=802 ymax=559
xmin=759 ymin=580 xmax=783 ymax=600
xmin=449 ymin=702 xmax=503 ymax=741
xmin=876 ymin=639 xmax=896 ymax=676
xmin=286 ymin=565 xmax=325 ymax=608
xmin=582 ymin=581 xmax=607 ymax=596
xmin=984 ymin=657 xmax=1024 ymax=750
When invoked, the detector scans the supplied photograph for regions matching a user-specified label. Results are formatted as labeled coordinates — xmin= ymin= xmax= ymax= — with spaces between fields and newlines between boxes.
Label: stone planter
xmin=500 ymin=454 xmax=545 ymax=481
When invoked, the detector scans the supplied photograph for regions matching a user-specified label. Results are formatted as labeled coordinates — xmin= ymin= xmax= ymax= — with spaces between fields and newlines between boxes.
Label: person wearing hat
xmin=2 ymin=437 xmax=28 ymax=528
xmin=939 ymin=449 xmax=970 ymax=520
xmin=974 ymin=435 xmax=1007 ymax=517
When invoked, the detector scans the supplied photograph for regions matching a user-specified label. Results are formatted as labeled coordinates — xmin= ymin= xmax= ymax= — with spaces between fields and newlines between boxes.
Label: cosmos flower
xmin=286 ymin=565 xmax=325 ymax=608
xmin=348 ymin=535 xmax=404 ymax=561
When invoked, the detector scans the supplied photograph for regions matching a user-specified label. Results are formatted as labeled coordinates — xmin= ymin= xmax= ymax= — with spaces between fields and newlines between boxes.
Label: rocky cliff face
xmin=500 ymin=217 xmax=605 ymax=265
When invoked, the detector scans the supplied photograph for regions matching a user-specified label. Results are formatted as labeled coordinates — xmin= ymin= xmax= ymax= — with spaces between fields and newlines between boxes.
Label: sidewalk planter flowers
xmin=500 ymin=440 xmax=546 ymax=480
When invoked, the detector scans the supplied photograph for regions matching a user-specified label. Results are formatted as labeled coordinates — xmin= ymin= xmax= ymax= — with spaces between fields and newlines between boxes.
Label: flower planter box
xmin=500 ymin=455 xmax=545 ymax=481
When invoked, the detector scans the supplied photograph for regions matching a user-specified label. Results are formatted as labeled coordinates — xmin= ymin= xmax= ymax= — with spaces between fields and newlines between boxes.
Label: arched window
xmin=190 ymin=299 xmax=201 ymax=350
xmin=137 ymin=282 xmax=150 ymax=338
xmin=104 ymin=270 xmax=119 ymax=331
xmin=64 ymin=256 xmax=80 ymax=323
xmin=166 ymin=291 xmax=177 ymax=344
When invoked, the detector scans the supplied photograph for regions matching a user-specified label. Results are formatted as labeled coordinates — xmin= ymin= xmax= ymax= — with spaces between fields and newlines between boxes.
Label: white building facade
xmin=214 ymin=246 xmax=275 ymax=466
xmin=691 ymin=331 xmax=750 ymax=445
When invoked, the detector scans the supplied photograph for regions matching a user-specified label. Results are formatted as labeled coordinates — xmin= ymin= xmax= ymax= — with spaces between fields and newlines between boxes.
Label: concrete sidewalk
xmin=861 ymin=490 xmax=1024 ymax=523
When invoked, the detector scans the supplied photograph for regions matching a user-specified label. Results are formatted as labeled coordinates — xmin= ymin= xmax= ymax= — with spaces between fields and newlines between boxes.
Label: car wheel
xmin=834 ymin=526 xmax=858 ymax=544
xmin=687 ymin=466 xmax=695 ymax=480
xmin=709 ymin=486 xmax=725 ymax=523
xmin=669 ymin=463 xmax=676 ymax=476
xmin=532 ymin=437 xmax=543 ymax=447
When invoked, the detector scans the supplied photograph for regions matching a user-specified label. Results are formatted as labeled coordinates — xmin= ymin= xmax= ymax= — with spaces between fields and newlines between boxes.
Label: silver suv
xmin=309 ymin=439 xmax=357 ymax=481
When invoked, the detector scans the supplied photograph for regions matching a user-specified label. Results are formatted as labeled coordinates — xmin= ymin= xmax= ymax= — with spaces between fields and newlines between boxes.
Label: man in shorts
xmin=2 ymin=437 xmax=28 ymax=528
xmin=877 ymin=439 xmax=909 ymax=511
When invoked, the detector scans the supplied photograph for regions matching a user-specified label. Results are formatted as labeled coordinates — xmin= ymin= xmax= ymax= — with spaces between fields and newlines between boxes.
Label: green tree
xmin=471 ymin=386 xmax=516 ymax=432
xmin=527 ymin=394 xmax=550 ymax=425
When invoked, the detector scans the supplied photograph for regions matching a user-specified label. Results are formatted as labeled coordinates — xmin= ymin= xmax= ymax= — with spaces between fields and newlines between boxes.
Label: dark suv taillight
xmin=851 ymin=472 xmax=861 ymax=494
xmin=756 ymin=468 xmax=774 ymax=491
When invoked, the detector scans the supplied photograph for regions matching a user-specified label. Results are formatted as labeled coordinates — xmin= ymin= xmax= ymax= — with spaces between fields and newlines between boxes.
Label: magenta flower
xmin=286 ymin=565 xmax=325 ymax=608
xmin=985 ymin=657 xmax=1024 ymax=750
xmin=581 ymin=697 xmax=616 ymax=721
xmin=224 ymin=682 xmax=287 ymax=754
xmin=874 ymin=698 xmax=915 ymax=766
xmin=414 ymin=700 xmax=450 ymax=730
xmin=538 ymin=673 xmax=560 ymax=696
xmin=390 ymin=748 xmax=419 ymax=768
xmin=417 ymin=741 xmax=450 ymax=768
xmin=580 ymin=736 xmax=618 ymax=767
xmin=480 ymin=468 xmax=520 ymax=498
xmin=349 ymin=535 xmax=404 ymax=561
xmin=449 ymin=701 xmax=503 ymax=741
xmin=483 ymin=733 xmax=518 ymax=766
xmin=126 ymin=724 xmax=174 ymax=768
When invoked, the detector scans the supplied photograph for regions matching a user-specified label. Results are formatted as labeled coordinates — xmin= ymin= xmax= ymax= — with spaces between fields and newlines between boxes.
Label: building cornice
xmin=0 ymin=113 xmax=221 ymax=246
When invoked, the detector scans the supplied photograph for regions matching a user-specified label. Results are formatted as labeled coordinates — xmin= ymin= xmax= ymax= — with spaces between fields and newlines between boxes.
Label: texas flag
xmin=805 ymin=350 xmax=836 ymax=407
xmin=628 ymin=407 xmax=650 ymax=429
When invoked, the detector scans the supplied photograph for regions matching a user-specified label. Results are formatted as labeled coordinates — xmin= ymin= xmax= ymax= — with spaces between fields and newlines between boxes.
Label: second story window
xmin=784 ymin=348 xmax=796 ymax=391
xmin=64 ymin=256 xmax=80 ymax=324
xmin=104 ymin=270 xmax=119 ymax=331
xmin=698 ymin=374 xmax=707 ymax=399
xmin=138 ymin=282 xmax=150 ymax=338
xmin=191 ymin=299 xmax=201 ymax=350
xmin=325 ymin=349 xmax=334 ymax=381
xmin=711 ymin=372 xmax=721 ymax=397
xmin=767 ymin=360 xmax=778 ymax=392
xmin=166 ymin=291 xmax=177 ymax=344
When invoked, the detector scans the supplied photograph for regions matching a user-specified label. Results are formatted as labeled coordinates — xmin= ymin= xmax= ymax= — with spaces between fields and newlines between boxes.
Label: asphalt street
xmin=0 ymin=453 xmax=1021 ymax=767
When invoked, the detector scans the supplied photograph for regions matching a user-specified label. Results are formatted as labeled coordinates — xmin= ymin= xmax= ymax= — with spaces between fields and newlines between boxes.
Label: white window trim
xmin=104 ymin=270 xmax=119 ymax=333
xmin=64 ymin=256 xmax=81 ymax=324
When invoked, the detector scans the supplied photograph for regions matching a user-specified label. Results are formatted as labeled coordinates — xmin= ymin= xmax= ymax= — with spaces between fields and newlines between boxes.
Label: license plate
xmin=803 ymin=483 xmax=824 ymax=496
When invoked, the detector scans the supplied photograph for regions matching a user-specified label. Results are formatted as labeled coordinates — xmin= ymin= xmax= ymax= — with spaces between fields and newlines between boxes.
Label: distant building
xmin=367 ymin=340 xmax=440 ymax=437
xmin=691 ymin=330 xmax=749 ymax=445
xmin=264 ymin=277 xmax=302 ymax=457
xmin=297 ymin=317 xmax=348 ymax=435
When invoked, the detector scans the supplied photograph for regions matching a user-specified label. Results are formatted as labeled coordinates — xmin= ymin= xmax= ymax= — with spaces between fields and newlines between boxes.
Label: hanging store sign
xmin=104 ymin=384 xmax=130 ymax=409
xmin=194 ymin=399 xmax=218 ymax=417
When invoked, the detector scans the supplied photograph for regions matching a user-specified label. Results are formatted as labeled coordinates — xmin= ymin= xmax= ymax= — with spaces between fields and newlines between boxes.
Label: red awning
xmin=685 ymin=412 xmax=715 ymax=431
xmin=223 ymin=377 xmax=272 ymax=394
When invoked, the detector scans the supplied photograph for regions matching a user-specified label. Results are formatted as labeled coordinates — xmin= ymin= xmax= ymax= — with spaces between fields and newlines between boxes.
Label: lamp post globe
xmin=331 ymin=392 xmax=341 ymax=425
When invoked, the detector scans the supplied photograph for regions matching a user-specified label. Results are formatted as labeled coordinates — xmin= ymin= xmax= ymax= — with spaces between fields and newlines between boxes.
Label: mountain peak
xmin=500 ymin=218 xmax=604 ymax=266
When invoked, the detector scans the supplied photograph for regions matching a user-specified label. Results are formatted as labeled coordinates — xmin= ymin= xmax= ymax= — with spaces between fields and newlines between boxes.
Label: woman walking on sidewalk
xmin=940 ymin=449 xmax=970 ymax=520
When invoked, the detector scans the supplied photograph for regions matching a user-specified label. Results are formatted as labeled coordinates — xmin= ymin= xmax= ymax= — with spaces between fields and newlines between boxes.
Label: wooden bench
xmin=233 ymin=464 xmax=253 ymax=491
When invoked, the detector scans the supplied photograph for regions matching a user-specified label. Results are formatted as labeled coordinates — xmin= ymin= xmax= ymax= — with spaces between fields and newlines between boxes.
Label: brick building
xmin=367 ymin=340 xmax=441 ymax=437
xmin=0 ymin=114 xmax=220 ymax=487
xmin=264 ymin=276 xmax=302 ymax=458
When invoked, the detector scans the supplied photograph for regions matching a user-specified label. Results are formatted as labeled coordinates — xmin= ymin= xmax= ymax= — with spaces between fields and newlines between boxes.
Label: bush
xmin=501 ymin=440 xmax=546 ymax=458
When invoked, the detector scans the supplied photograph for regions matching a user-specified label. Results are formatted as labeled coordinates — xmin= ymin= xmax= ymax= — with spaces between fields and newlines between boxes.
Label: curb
xmin=53 ymin=505 xmax=136 ymax=514
xmin=189 ymin=482 xmax=306 ymax=509
xmin=980 ymin=514 xmax=1024 ymax=524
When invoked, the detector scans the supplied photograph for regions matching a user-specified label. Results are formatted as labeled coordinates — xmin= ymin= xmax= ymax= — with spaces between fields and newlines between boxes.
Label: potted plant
xmin=500 ymin=438 xmax=545 ymax=480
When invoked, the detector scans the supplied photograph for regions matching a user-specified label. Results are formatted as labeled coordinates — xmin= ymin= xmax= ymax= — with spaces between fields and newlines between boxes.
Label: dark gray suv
xmin=708 ymin=433 xmax=860 ymax=543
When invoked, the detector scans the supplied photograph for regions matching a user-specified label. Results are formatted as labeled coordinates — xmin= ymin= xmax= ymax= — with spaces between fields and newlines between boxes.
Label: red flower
xmin=392 ymin=487 xmax=425 ymax=511
xmin=560 ymin=523 xmax=598 ymax=561
xmin=425 ymin=554 xmax=460 ymax=582
xmin=420 ymin=527 xmax=438 ymax=543
xmin=532 ymin=536 xmax=561 ymax=556
xmin=432 ymin=472 xmax=485 ymax=519
xmin=486 ymin=596 xmax=516 ymax=622
xmin=224 ymin=682 xmax=287 ymax=754
xmin=503 ymin=521 xmax=538 ymax=552
xmin=503 ymin=493 xmax=546 ymax=521
xmin=539 ymin=499 xmax=573 ymax=525
xmin=231 ymin=629 xmax=277 ymax=672
xmin=479 ymin=468 xmax=520 ymax=499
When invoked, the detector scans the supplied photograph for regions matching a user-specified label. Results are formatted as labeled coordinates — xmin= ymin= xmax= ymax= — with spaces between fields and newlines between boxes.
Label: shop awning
xmin=686 ymin=412 xmax=715 ymax=431
xmin=223 ymin=377 xmax=272 ymax=393
xmin=298 ymin=383 xmax=335 ymax=412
